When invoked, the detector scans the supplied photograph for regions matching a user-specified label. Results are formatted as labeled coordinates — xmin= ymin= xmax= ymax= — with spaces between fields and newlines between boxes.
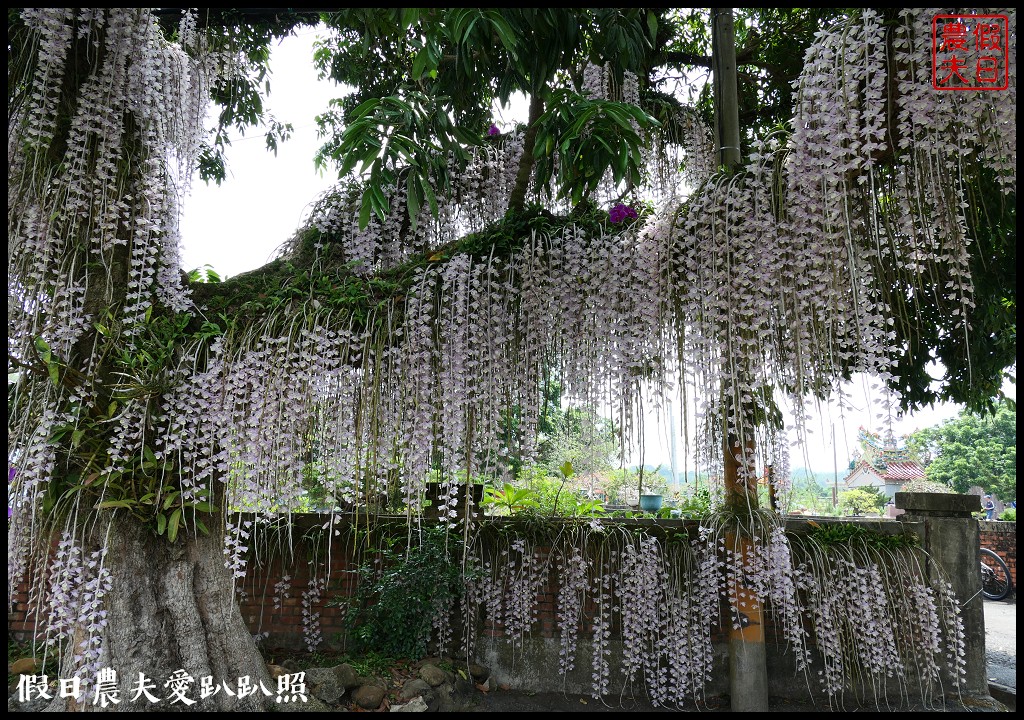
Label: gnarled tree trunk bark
xmin=45 ymin=515 xmax=274 ymax=712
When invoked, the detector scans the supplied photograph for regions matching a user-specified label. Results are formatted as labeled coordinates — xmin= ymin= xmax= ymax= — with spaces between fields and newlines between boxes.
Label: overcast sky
xmin=178 ymin=29 xmax=1007 ymax=475
xmin=179 ymin=29 xmax=338 ymax=278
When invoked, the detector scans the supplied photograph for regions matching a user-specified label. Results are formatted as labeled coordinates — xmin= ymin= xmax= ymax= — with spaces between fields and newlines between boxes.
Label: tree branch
xmin=507 ymin=93 xmax=545 ymax=214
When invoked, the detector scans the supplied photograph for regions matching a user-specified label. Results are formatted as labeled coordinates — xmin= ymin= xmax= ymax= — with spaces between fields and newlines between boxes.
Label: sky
xmin=179 ymin=29 xmax=339 ymax=278
xmin=178 ymin=29 xmax=1011 ymax=475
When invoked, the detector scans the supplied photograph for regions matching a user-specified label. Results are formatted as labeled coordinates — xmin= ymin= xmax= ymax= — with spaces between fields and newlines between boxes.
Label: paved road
xmin=984 ymin=596 xmax=1016 ymax=702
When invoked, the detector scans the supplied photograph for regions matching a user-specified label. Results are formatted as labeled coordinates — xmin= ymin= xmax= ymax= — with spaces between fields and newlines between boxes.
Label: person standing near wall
xmin=983 ymin=495 xmax=996 ymax=520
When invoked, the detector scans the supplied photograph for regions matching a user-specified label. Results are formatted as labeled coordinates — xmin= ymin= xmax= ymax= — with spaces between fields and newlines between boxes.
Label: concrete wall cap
xmin=895 ymin=491 xmax=980 ymax=514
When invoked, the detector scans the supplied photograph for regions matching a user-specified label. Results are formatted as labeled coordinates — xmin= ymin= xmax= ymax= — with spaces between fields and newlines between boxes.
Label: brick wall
xmin=11 ymin=515 xmax=1014 ymax=652
xmin=7 ymin=570 xmax=44 ymax=644
xmin=980 ymin=520 xmax=1017 ymax=594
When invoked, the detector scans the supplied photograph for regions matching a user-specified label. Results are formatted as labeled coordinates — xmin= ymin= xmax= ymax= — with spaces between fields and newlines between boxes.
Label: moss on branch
xmin=185 ymin=204 xmax=599 ymax=329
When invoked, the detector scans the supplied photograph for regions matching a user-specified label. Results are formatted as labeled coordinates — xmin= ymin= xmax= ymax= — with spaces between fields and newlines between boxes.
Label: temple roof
xmin=844 ymin=458 xmax=926 ymax=487
xmin=878 ymin=461 xmax=926 ymax=482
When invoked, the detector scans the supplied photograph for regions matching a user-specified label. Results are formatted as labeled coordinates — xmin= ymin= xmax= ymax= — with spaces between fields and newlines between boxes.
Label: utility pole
xmin=833 ymin=425 xmax=839 ymax=509
xmin=712 ymin=7 xmax=769 ymax=713
xmin=713 ymin=8 xmax=742 ymax=170
xmin=667 ymin=397 xmax=679 ymax=490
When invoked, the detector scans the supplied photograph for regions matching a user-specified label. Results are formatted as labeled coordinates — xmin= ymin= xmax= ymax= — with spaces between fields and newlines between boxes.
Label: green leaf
xmin=157 ymin=513 xmax=167 ymax=535
xmin=411 ymin=47 xmax=429 ymax=80
xmin=47 ymin=362 xmax=60 ymax=387
xmin=71 ymin=428 xmax=85 ymax=448
xmin=97 ymin=500 xmax=136 ymax=510
xmin=400 ymin=8 xmax=419 ymax=30
xmin=487 ymin=13 xmax=520 ymax=59
xmin=34 ymin=336 xmax=51 ymax=363
xmin=167 ymin=508 xmax=182 ymax=543
xmin=371 ymin=183 xmax=389 ymax=223
xmin=560 ymin=461 xmax=575 ymax=479
xmin=358 ymin=189 xmax=374 ymax=230
xmin=646 ymin=10 xmax=658 ymax=40
xmin=350 ymin=97 xmax=382 ymax=120
xmin=163 ymin=491 xmax=181 ymax=510
xmin=406 ymin=175 xmax=422 ymax=230
xmin=419 ymin=175 xmax=438 ymax=216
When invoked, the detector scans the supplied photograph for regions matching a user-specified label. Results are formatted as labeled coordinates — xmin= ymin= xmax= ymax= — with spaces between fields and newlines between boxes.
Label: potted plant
xmin=639 ymin=493 xmax=663 ymax=513
xmin=636 ymin=464 xmax=668 ymax=513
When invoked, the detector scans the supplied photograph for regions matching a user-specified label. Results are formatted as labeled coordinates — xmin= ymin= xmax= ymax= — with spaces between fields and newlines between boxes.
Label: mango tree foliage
xmin=908 ymin=399 xmax=1017 ymax=500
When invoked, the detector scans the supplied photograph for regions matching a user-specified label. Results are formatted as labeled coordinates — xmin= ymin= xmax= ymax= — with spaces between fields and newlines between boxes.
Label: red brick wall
xmin=11 ymin=516 xmax=1014 ymax=651
xmin=980 ymin=520 xmax=1017 ymax=594
xmin=7 ymin=570 xmax=45 ymax=644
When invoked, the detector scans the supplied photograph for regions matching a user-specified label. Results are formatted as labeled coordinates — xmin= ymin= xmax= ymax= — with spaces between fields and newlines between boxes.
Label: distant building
xmin=843 ymin=427 xmax=926 ymax=499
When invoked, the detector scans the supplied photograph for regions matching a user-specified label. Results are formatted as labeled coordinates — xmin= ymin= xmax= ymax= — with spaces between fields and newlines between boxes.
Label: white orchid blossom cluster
xmin=454 ymin=523 xmax=963 ymax=707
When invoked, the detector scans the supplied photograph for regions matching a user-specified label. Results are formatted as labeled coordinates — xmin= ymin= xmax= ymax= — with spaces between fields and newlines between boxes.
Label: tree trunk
xmin=506 ymin=93 xmax=546 ymax=214
xmin=722 ymin=431 xmax=768 ymax=712
xmin=45 ymin=516 xmax=273 ymax=712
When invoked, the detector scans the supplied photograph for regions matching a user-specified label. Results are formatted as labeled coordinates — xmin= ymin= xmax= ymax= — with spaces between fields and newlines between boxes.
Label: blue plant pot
xmin=639 ymin=494 xmax=663 ymax=512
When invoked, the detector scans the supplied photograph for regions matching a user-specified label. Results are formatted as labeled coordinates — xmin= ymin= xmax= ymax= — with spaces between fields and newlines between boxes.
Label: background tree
xmin=788 ymin=469 xmax=837 ymax=515
xmin=537 ymin=405 xmax=618 ymax=480
xmin=838 ymin=487 xmax=887 ymax=516
xmin=907 ymin=399 xmax=1016 ymax=501
xmin=604 ymin=467 xmax=670 ymax=506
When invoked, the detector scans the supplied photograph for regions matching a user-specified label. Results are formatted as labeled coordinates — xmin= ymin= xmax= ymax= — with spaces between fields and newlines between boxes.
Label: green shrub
xmin=333 ymin=526 xmax=469 ymax=659
xmin=673 ymin=486 xmax=713 ymax=519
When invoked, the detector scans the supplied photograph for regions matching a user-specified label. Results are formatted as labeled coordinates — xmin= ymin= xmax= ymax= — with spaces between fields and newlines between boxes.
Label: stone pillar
xmin=895 ymin=491 xmax=988 ymax=698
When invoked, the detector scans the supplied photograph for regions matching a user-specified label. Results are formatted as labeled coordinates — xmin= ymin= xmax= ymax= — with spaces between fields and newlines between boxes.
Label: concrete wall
xmin=895 ymin=492 xmax=987 ymax=697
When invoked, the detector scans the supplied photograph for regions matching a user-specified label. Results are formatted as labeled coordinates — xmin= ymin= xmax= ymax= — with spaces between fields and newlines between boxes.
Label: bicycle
xmin=979 ymin=547 xmax=1013 ymax=601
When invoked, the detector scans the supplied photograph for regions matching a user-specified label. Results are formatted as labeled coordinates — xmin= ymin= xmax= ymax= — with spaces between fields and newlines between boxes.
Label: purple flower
xmin=609 ymin=203 xmax=638 ymax=224
xmin=488 ymin=124 xmax=501 ymax=136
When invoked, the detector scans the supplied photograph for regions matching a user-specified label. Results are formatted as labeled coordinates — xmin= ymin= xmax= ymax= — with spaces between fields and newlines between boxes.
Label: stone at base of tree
xmin=273 ymin=694 xmax=334 ymax=712
xmin=400 ymin=678 xmax=434 ymax=701
xmin=418 ymin=664 xmax=450 ymax=687
xmin=305 ymin=666 xmax=346 ymax=703
xmin=352 ymin=683 xmax=387 ymax=709
xmin=468 ymin=663 xmax=490 ymax=683
xmin=390 ymin=696 xmax=429 ymax=712
xmin=453 ymin=677 xmax=475 ymax=697
xmin=332 ymin=662 xmax=361 ymax=690
xmin=8 ymin=658 xmax=39 ymax=675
